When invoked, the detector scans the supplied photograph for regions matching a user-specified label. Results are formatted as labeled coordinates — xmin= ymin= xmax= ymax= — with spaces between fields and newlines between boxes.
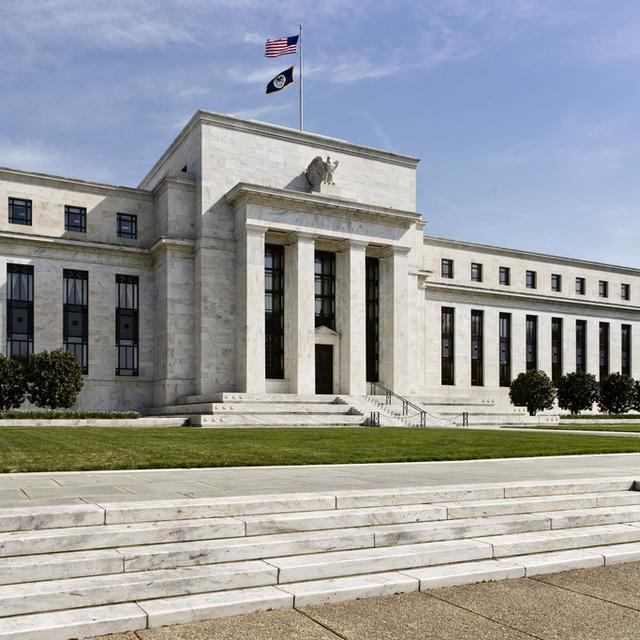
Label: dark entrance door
xmin=315 ymin=344 xmax=333 ymax=394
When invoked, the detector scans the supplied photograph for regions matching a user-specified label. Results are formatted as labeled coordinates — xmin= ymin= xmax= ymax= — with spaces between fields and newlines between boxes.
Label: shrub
xmin=509 ymin=370 xmax=556 ymax=416
xmin=634 ymin=380 xmax=640 ymax=413
xmin=26 ymin=349 xmax=84 ymax=410
xmin=557 ymin=371 xmax=600 ymax=415
xmin=598 ymin=373 xmax=636 ymax=414
xmin=0 ymin=355 xmax=27 ymax=411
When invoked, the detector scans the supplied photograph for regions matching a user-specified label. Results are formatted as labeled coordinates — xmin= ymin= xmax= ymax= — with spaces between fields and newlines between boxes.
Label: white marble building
xmin=0 ymin=110 xmax=638 ymax=411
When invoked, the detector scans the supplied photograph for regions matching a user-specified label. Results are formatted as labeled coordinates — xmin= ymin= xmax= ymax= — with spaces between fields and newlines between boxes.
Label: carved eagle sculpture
xmin=305 ymin=155 xmax=339 ymax=190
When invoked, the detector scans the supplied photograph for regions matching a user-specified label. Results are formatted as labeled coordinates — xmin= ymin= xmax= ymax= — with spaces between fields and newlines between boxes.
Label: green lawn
xmin=508 ymin=423 xmax=640 ymax=433
xmin=3 ymin=427 xmax=640 ymax=473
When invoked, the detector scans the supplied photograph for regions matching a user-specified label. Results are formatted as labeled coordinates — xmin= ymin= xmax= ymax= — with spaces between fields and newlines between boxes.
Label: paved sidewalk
xmin=1 ymin=453 xmax=640 ymax=508
xmin=98 ymin=561 xmax=640 ymax=639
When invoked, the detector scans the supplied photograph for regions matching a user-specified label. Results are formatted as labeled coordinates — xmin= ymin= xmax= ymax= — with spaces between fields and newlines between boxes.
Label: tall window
xmin=471 ymin=263 xmax=483 ymax=282
xmin=526 ymin=315 xmax=538 ymax=371
xmin=551 ymin=317 xmax=563 ymax=385
xmin=366 ymin=257 xmax=380 ymax=382
xmin=314 ymin=251 xmax=335 ymax=329
xmin=576 ymin=277 xmax=586 ymax=295
xmin=6 ymin=264 xmax=34 ymax=360
xmin=441 ymin=259 xmax=454 ymax=279
xmin=265 ymin=245 xmax=284 ymax=379
xmin=65 ymin=205 xmax=87 ymax=233
xmin=8 ymin=197 xmax=32 ymax=225
xmin=551 ymin=274 xmax=562 ymax=292
xmin=621 ymin=284 xmax=631 ymax=301
xmin=599 ymin=280 xmax=609 ymax=298
xmin=526 ymin=271 xmax=537 ymax=289
xmin=576 ymin=320 xmax=587 ymax=373
xmin=599 ymin=322 xmax=609 ymax=380
xmin=117 ymin=213 xmax=137 ymax=239
xmin=499 ymin=313 xmax=511 ymax=387
xmin=471 ymin=310 xmax=483 ymax=386
xmin=63 ymin=270 xmax=88 ymax=374
xmin=622 ymin=324 xmax=632 ymax=378
xmin=441 ymin=307 xmax=454 ymax=385
xmin=499 ymin=267 xmax=511 ymax=286
xmin=115 ymin=275 xmax=139 ymax=376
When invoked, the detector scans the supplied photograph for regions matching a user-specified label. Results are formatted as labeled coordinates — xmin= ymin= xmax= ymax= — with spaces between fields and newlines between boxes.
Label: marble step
xmin=178 ymin=393 xmax=341 ymax=404
xmin=0 ymin=503 xmax=104 ymax=533
xmin=191 ymin=413 xmax=365 ymax=427
xmin=150 ymin=402 xmax=354 ymax=416
xmin=0 ymin=560 xmax=276 ymax=618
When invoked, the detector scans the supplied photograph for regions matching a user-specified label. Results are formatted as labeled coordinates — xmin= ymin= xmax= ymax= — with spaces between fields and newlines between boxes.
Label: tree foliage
xmin=26 ymin=349 xmax=84 ymax=410
xmin=509 ymin=370 xmax=556 ymax=416
xmin=557 ymin=371 xmax=600 ymax=415
xmin=598 ymin=373 xmax=636 ymax=415
xmin=0 ymin=355 xmax=27 ymax=411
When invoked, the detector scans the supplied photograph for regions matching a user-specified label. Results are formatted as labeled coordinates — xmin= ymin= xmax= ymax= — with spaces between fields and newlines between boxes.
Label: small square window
xmin=622 ymin=283 xmax=631 ymax=301
xmin=117 ymin=213 xmax=137 ymax=239
xmin=441 ymin=259 xmax=454 ymax=279
xmin=551 ymin=274 xmax=562 ymax=292
xmin=576 ymin=277 xmax=586 ymax=295
xmin=471 ymin=263 xmax=483 ymax=282
xmin=526 ymin=270 xmax=537 ymax=289
xmin=65 ymin=205 xmax=86 ymax=233
xmin=499 ymin=266 xmax=511 ymax=286
xmin=599 ymin=280 xmax=608 ymax=298
xmin=8 ymin=197 xmax=32 ymax=225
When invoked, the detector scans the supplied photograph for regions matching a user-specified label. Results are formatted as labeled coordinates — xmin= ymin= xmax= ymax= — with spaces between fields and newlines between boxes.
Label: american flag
xmin=265 ymin=35 xmax=299 ymax=58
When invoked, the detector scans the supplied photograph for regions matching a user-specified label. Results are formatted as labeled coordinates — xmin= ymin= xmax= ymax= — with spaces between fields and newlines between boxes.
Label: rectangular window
xmin=314 ymin=251 xmax=336 ymax=330
xmin=599 ymin=322 xmax=609 ymax=380
xmin=366 ymin=257 xmax=380 ymax=383
xmin=499 ymin=266 xmax=511 ymax=286
xmin=264 ymin=245 xmax=284 ymax=379
xmin=65 ymin=205 xmax=87 ymax=233
xmin=621 ymin=284 xmax=631 ymax=301
xmin=576 ymin=277 xmax=586 ymax=295
xmin=552 ymin=317 xmax=563 ymax=385
xmin=576 ymin=320 xmax=587 ymax=374
xmin=622 ymin=324 xmax=632 ymax=378
xmin=471 ymin=263 xmax=483 ymax=282
xmin=8 ymin=197 xmax=32 ymax=226
xmin=499 ymin=313 xmax=511 ymax=387
xmin=526 ymin=315 xmax=538 ymax=371
xmin=599 ymin=280 xmax=608 ymax=298
xmin=6 ymin=264 xmax=34 ymax=360
xmin=551 ymin=274 xmax=562 ymax=292
xmin=471 ymin=310 xmax=483 ymax=386
xmin=441 ymin=259 xmax=454 ymax=279
xmin=63 ymin=270 xmax=88 ymax=374
xmin=526 ymin=270 xmax=537 ymax=289
xmin=117 ymin=213 xmax=137 ymax=239
xmin=441 ymin=307 xmax=455 ymax=385
xmin=115 ymin=274 xmax=139 ymax=376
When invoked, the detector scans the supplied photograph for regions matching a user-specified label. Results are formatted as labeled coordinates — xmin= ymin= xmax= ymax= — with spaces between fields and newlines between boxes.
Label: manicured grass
xmin=560 ymin=414 xmax=640 ymax=420
xmin=509 ymin=424 xmax=640 ymax=433
xmin=3 ymin=427 xmax=640 ymax=473
xmin=0 ymin=411 xmax=139 ymax=420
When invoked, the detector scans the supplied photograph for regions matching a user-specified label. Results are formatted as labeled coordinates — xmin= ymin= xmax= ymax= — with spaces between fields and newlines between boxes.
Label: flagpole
xmin=299 ymin=23 xmax=303 ymax=131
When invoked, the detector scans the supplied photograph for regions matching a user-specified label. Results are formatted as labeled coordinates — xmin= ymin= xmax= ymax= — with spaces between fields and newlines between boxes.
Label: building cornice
xmin=0 ymin=167 xmax=152 ymax=201
xmin=151 ymin=175 xmax=196 ymax=198
xmin=149 ymin=237 xmax=195 ymax=256
xmin=424 ymin=235 xmax=640 ymax=276
xmin=225 ymin=183 xmax=422 ymax=226
xmin=426 ymin=280 xmax=640 ymax=314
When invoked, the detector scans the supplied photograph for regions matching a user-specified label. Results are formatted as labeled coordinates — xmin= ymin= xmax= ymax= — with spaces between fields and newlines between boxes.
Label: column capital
xmin=285 ymin=231 xmax=317 ymax=244
xmin=234 ymin=223 xmax=267 ymax=241
xmin=381 ymin=244 xmax=411 ymax=258
xmin=337 ymin=239 xmax=369 ymax=252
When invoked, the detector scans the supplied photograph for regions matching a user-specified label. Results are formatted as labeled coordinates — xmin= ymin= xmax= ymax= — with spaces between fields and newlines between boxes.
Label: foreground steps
xmin=2 ymin=477 xmax=640 ymax=639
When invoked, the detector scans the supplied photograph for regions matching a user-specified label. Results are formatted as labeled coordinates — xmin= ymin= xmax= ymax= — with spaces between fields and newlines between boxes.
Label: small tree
xmin=599 ymin=373 xmax=635 ymax=414
xmin=557 ymin=371 xmax=600 ymax=415
xmin=0 ymin=355 xmax=27 ymax=411
xmin=509 ymin=370 xmax=556 ymax=416
xmin=27 ymin=349 xmax=84 ymax=410
xmin=634 ymin=380 xmax=640 ymax=413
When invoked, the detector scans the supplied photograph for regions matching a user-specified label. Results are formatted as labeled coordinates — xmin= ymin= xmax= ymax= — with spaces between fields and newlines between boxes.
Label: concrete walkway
xmin=2 ymin=453 xmax=640 ymax=508
xmin=99 ymin=560 xmax=640 ymax=639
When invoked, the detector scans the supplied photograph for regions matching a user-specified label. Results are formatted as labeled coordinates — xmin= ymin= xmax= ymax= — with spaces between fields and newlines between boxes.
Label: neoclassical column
xmin=285 ymin=232 xmax=316 ymax=394
xmin=337 ymin=240 xmax=367 ymax=395
xmin=379 ymin=245 xmax=410 ymax=394
xmin=235 ymin=224 xmax=266 ymax=393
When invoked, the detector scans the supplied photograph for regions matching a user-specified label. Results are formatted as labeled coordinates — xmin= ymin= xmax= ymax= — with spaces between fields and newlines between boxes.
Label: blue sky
xmin=1 ymin=1 xmax=639 ymax=266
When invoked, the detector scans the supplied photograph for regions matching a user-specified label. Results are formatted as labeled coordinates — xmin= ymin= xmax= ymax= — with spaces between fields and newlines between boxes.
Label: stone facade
xmin=0 ymin=110 xmax=638 ymax=410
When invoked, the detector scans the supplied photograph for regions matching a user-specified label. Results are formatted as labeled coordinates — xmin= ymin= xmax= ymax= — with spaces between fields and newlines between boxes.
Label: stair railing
xmin=369 ymin=381 xmax=428 ymax=427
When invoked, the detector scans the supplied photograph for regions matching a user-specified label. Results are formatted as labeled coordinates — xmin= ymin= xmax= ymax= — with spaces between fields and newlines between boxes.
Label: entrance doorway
xmin=315 ymin=344 xmax=334 ymax=394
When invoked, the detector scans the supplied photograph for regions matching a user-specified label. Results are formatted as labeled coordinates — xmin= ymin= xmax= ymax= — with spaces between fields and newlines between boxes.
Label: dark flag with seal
xmin=266 ymin=66 xmax=294 ymax=94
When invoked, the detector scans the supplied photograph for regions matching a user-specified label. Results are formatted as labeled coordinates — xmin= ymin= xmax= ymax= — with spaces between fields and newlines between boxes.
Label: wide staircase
xmin=3 ymin=477 xmax=640 ymax=638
